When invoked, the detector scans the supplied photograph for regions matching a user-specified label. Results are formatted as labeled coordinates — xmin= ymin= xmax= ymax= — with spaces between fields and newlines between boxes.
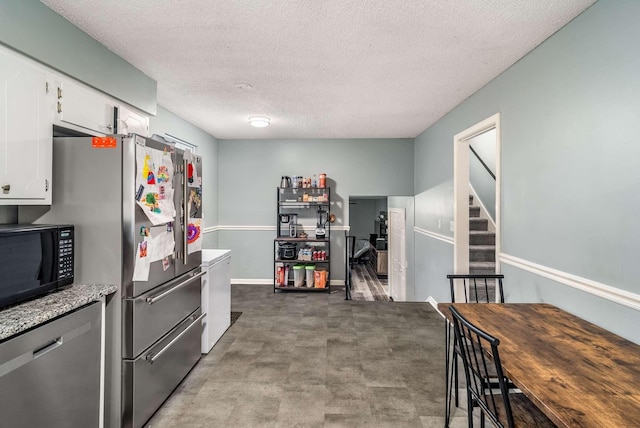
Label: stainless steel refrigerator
xmin=20 ymin=133 xmax=204 ymax=428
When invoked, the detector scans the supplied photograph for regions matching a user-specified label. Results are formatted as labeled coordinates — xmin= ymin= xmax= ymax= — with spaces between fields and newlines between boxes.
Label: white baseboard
xmin=426 ymin=296 xmax=445 ymax=318
xmin=231 ymin=278 xmax=272 ymax=285
xmin=500 ymin=253 xmax=640 ymax=311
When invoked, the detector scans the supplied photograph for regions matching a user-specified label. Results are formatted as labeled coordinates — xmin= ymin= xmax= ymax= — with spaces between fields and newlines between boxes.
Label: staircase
xmin=469 ymin=195 xmax=495 ymax=275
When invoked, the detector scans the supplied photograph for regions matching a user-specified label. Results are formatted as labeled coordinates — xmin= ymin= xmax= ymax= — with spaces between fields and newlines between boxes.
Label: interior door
xmin=389 ymin=208 xmax=406 ymax=301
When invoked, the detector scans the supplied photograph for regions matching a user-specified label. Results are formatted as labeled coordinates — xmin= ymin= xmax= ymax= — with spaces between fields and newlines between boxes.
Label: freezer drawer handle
xmin=145 ymin=271 xmax=205 ymax=305
xmin=145 ymin=312 xmax=206 ymax=364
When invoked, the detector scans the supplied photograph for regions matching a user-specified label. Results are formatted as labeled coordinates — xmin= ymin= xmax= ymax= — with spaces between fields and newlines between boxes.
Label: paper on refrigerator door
xmin=132 ymin=241 xmax=150 ymax=281
xmin=147 ymin=226 xmax=176 ymax=263
xmin=135 ymin=145 xmax=176 ymax=225
xmin=186 ymin=218 xmax=202 ymax=254
xmin=184 ymin=150 xmax=201 ymax=188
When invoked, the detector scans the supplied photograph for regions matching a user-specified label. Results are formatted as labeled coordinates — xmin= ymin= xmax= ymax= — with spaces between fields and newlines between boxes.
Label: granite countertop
xmin=0 ymin=284 xmax=117 ymax=342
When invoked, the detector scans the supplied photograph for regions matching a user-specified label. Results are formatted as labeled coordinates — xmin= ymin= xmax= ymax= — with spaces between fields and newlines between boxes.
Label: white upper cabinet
xmin=56 ymin=79 xmax=116 ymax=135
xmin=0 ymin=47 xmax=53 ymax=205
xmin=117 ymin=104 xmax=149 ymax=137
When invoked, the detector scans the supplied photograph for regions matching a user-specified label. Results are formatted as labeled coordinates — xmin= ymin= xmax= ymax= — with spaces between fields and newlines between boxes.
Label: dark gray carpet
xmin=146 ymin=284 xmax=468 ymax=427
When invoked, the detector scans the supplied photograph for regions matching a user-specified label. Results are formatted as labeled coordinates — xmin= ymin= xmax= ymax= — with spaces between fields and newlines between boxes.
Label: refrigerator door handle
xmin=145 ymin=271 xmax=205 ymax=304
xmin=183 ymin=158 xmax=189 ymax=265
xmin=145 ymin=312 xmax=206 ymax=364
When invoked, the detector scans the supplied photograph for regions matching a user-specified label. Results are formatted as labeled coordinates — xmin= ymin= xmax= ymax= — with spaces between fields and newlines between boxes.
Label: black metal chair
xmin=344 ymin=234 xmax=356 ymax=300
xmin=448 ymin=274 xmax=505 ymax=304
xmin=445 ymin=274 xmax=505 ymax=427
xmin=347 ymin=235 xmax=356 ymax=268
xmin=450 ymin=306 xmax=555 ymax=428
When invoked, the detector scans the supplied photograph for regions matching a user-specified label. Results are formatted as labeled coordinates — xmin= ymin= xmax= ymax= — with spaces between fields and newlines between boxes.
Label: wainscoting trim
xmin=414 ymin=227 xmax=455 ymax=244
xmin=500 ymin=253 xmax=640 ymax=311
xmin=212 ymin=225 xmax=351 ymax=232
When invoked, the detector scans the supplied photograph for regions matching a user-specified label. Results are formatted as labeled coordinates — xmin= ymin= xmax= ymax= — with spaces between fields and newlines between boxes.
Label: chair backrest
xmin=447 ymin=274 xmax=505 ymax=303
xmin=450 ymin=306 xmax=514 ymax=428
xmin=347 ymin=235 xmax=356 ymax=259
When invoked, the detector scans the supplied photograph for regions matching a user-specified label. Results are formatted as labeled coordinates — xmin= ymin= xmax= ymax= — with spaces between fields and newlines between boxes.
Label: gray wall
xmin=413 ymin=0 xmax=640 ymax=343
xmin=0 ymin=206 xmax=17 ymax=224
xmin=349 ymin=197 xmax=386 ymax=241
xmin=0 ymin=0 xmax=156 ymax=114
xmin=468 ymin=129 xmax=496 ymax=221
xmin=149 ymin=106 xmax=220 ymax=248
xmin=218 ymin=138 xmax=414 ymax=282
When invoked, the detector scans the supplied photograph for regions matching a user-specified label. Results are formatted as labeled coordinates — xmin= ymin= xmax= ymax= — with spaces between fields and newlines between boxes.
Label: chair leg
xmin=445 ymin=322 xmax=452 ymax=427
xmin=467 ymin=389 xmax=474 ymax=428
xmin=454 ymin=353 xmax=459 ymax=407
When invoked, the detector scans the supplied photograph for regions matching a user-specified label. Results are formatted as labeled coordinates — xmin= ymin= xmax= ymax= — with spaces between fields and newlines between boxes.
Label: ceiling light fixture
xmin=248 ymin=116 xmax=270 ymax=128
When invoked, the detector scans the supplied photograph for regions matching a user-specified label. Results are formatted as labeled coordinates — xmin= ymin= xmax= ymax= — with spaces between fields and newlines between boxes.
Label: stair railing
xmin=469 ymin=145 xmax=495 ymax=180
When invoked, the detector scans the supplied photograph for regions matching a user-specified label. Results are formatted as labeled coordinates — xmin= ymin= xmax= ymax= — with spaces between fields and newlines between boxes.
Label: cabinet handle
xmin=1 ymin=184 xmax=9 ymax=193
xmin=33 ymin=338 xmax=63 ymax=359
xmin=57 ymin=87 xmax=62 ymax=99
xmin=57 ymin=102 xmax=62 ymax=113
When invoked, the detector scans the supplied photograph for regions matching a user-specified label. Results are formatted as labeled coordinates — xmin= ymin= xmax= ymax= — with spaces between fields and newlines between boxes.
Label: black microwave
xmin=0 ymin=224 xmax=74 ymax=310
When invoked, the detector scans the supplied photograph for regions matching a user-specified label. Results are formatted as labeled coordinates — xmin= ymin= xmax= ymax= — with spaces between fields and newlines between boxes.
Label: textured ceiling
xmin=42 ymin=0 xmax=596 ymax=140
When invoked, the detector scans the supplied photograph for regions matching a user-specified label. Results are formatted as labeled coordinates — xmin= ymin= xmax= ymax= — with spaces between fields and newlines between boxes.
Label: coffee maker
xmin=289 ymin=213 xmax=298 ymax=237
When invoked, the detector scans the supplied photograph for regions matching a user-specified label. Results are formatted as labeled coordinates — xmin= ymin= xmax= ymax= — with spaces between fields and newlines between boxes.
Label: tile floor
xmin=147 ymin=284 xmax=472 ymax=427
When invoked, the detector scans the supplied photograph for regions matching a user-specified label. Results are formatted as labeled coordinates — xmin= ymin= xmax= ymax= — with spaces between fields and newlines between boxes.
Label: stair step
xmin=469 ymin=231 xmax=495 ymax=245
xmin=469 ymin=206 xmax=480 ymax=218
xmin=470 ymin=218 xmax=488 ymax=231
xmin=469 ymin=262 xmax=496 ymax=275
xmin=470 ymin=246 xmax=495 ymax=262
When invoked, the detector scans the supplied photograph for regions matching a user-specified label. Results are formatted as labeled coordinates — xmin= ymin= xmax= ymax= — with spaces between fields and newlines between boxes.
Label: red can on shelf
xmin=319 ymin=173 xmax=326 ymax=188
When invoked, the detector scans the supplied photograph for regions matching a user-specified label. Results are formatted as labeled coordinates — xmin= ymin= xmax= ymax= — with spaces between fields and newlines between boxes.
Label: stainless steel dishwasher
xmin=0 ymin=302 xmax=102 ymax=428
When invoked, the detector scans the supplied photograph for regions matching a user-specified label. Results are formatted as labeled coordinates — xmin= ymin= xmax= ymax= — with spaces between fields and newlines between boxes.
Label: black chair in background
xmin=450 ymin=306 xmax=555 ymax=428
xmin=448 ymin=274 xmax=505 ymax=304
xmin=347 ymin=235 xmax=356 ymax=268
xmin=445 ymin=274 xmax=505 ymax=427
xmin=344 ymin=234 xmax=356 ymax=300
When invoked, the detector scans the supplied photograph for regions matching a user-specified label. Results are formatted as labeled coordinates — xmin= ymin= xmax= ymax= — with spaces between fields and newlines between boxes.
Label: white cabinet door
xmin=117 ymin=104 xmax=149 ymax=136
xmin=0 ymin=48 xmax=53 ymax=204
xmin=57 ymin=79 xmax=115 ymax=135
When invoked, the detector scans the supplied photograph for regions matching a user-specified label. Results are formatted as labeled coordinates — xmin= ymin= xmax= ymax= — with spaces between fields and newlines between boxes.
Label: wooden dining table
xmin=438 ymin=302 xmax=640 ymax=428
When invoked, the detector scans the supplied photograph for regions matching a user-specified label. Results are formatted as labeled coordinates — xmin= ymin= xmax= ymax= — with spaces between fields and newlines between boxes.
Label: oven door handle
xmin=145 ymin=271 xmax=204 ymax=305
xmin=145 ymin=312 xmax=206 ymax=364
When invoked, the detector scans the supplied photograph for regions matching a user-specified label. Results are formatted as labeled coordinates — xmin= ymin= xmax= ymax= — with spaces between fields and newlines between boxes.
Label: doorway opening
xmin=348 ymin=196 xmax=390 ymax=301
xmin=453 ymin=114 xmax=501 ymax=297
